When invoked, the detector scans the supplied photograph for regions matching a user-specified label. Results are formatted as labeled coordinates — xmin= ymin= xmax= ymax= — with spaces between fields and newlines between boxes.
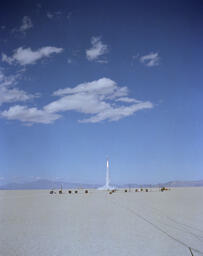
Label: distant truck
xmin=160 ymin=187 xmax=168 ymax=192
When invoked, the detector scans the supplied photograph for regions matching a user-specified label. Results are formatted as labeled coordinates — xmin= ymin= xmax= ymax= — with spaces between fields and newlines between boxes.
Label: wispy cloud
xmin=47 ymin=12 xmax=54 ymax=19
xmin=19 ymin=16 xmax=33 ymax=32
xmin=86 ymin=37 xmax=108 ymax=63
xmin=0 ymin=70 xmax=35 ymax=106
xmin=36 ymin=3 xmax=42 ymax=9
xmin=46 ymin=11 xmax=63 ymax=19
xmin=67 ymin=58 xmax=72 ymax=64
xmin=2 ymin=46 xmax=63 ymax=66
xmin=1 ymin=78 xmax=153 ymax=125
xmin=67 ymin=12 xmax=72 ymax=21
xmin=12 ymin=16 xmax=33 ymax=34
xmin=140 ymin=52 xmax=160 ymax=67
xmin=80 ymin=101 xmax=153 ymax=123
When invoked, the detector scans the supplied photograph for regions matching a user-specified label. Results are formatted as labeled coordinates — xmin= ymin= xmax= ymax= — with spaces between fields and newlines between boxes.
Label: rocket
xmin=106 ymin=159 xmax=110 ymax=188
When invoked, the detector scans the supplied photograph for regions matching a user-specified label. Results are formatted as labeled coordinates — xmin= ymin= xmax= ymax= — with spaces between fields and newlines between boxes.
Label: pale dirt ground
xmin=0 ymin=187 xmax=203 ymax=256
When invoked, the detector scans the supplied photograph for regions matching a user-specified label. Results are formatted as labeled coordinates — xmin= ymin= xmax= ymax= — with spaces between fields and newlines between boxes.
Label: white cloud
xmin=116 ymin=97 xmax=141 ymax=103
xmin=86 ymin=37 xmax=108 ymax=62
xmin=140 ymin=52 xmax=160 ymax=67
xmin=1 ymin=78 xmax=153 ymax=125
xmin=0 ymin=70 xmax=34 ymax=106
xmin=19 ymin=16 xmax=33 ymax=32
xmin=46 ymin=77 xmax=153 ymax=123
xmin=1 ymin=105 xmax=61 ymax=124
xmin=0 ymin=86 xmax=33 ymax=106
xmin=45 ymin=92 xmax=111 ymax=115
xmin=53 ymin=78 xmax=117 ymax=96
xmin=2 ymin=46 xmax=63 ymax=66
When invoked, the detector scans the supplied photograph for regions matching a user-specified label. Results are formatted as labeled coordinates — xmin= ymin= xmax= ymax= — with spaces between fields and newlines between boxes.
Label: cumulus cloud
xmin=86 ymin=37 xmax=108 ymax=62
xmin=0 ymin=70 xmax=34 ymax=106
xmin=1 ymin=105 xmax=61 ymax=124
xmin=53 ymin=77 xmax=118 ymax=96
xmin=2 ymin=46 xmax=63 ymax=66
xmin=0 ymin=86 xmax=33 ymax=106
xmin=140 ymin=52 xmax=160 ymax=67
xmin=46 ymin=77 xmax=153 ymax=123
xmin=1 ymin=78 xmax=153 ymax=125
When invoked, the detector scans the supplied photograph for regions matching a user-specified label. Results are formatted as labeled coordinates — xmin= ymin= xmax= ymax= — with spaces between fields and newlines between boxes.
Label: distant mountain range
xmin=0 ymin=179 xmax=100 ymax=190
xmin=0 ymin=179 xmax=203 ymax=190
xmin=161 ymin=180 xmax=203 ymax=187
xmin=122 ymin=180 xmax=203 ymax=188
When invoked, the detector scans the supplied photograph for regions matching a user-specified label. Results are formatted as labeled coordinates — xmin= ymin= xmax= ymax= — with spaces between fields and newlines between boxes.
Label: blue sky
xmin=0 ymin=0 xmax=202 ymax=185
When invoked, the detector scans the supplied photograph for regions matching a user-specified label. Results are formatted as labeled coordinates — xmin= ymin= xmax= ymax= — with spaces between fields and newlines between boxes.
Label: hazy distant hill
xmin=0 ymin=179 xmax=100 ymax=190
xmin=0 ymin=179 xmax=203 ymax=190
xmin=117 ymin=180 xmax=203 ymax=188
xmin=162 ymin=180 xmax=203 ymax=187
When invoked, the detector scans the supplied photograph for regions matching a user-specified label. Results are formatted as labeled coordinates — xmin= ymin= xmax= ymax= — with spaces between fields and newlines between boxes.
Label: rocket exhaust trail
xmin=98 ymin=158 xmax=114 ymax=190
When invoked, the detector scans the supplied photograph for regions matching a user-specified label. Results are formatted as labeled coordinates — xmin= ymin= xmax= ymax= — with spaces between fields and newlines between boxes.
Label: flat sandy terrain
xmin=0 ymin=187 xmax=203 ymax=256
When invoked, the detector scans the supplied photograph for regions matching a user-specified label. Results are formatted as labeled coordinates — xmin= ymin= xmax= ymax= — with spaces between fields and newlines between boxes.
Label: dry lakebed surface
xmin=0 ymin=187 xmax=203 ymax=256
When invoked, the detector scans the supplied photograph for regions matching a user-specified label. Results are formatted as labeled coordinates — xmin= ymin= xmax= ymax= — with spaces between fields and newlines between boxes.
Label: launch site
xmin=1 ymin=0 xmax=203 ymax=255
xmin=1 ymin=159 xmax=203 ymax=256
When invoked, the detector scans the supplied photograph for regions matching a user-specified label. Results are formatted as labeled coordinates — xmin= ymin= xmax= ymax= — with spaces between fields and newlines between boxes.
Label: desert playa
xmin=0 ymin=187 xmax=203 ymax=256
